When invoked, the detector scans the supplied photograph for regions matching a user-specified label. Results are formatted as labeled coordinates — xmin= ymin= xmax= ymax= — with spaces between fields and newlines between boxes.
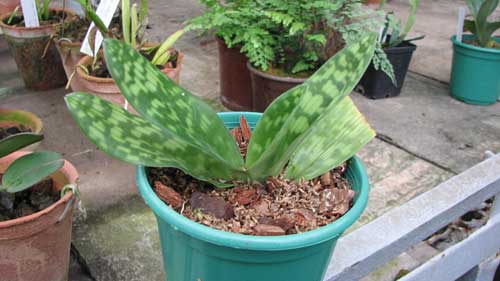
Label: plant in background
xmin=189 ymin=0 xmax=388 ymax=76
xmin=77 ymin=0 xmax=183 ymax=67
xmin=378 ymin=0 xmax=424 ymax=48
xmin=66 ymin=33 xmax=377 ymax=186
xmin=0 ymin=133 xmax=63 ymax=194
xmin=464 ymin=0 xmax=500 ymax=49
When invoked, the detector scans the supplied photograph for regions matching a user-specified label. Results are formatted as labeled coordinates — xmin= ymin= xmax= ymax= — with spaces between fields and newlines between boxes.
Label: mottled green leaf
xmin=0 ymin=133 xmax=43 ymax=158
xmin=246 ymin=33 xmax=377 ymax=180
xmin=103 ymin=39 xmax=244 ymax=171
xmin=65 ymin=93 xmax=246 ymax=184
xmin=285 ymin=97 xmax=375 ymax=180
xmin=1 ymin=151 xmax=63 ymax=193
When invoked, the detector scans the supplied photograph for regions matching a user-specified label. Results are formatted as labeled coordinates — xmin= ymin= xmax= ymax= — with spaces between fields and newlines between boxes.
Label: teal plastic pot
xmin=136 ymin=112 xmax=370 ymax=281
xmin=450 ymin=35 xmax=500 ymax=105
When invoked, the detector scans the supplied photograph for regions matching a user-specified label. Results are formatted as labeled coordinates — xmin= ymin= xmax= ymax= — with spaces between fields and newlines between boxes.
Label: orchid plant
xmin=66 ymin=33 xmax=378 ymax=187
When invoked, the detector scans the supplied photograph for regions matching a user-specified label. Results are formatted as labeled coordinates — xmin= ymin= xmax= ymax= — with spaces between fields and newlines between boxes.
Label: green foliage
xmin=0 ymin=133 xmax=43 ymax=158
xmin=464 ymin=0 xmax=500 ymax=48
xmin=188 ymin=0 xmax=384 ymax=75
xmin=151 ymin=29 xmax=185 ymax=66
xmin=0 ymin=151 xmax=64 ymax=193
xmin=380 ymin=0 xmax=422 ymax=48
xmin=66 ymin=34 xmax=377 ymax=186
xmin=0 ymin=133 xmax=63 ymax=194
xmin=78 ymin=0 xmax=183 ymax=65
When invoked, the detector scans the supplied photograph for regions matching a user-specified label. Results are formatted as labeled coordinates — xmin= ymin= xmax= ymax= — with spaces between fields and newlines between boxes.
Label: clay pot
xmin=363 ymin=0 xmax=381 ymax=5
xmin=75 ymin=48 xmax=184 ymax=110
xmin=0 ymin=9 xmax=73 ymax=90
xmin=0 ymin=108 xmax=43 ymax=134
xmin=0 ymin=108 xmax=43 ymax=150
xmin=216 ymin=37 xmax=254 ymax=111
xmin=0 ymin=0 xmax=19 ymax=16
xmin=55 ymin=39 xmax=85 ymax=91
xmin=247 ymin=63 xmax=306 ymax=112
xmin=0 ymin=151 xmax=79 ymax=281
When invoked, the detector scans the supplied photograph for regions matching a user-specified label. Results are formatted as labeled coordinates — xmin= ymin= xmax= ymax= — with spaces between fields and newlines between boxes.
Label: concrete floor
xmin=1 ymin=0 xmax=499 ymax=280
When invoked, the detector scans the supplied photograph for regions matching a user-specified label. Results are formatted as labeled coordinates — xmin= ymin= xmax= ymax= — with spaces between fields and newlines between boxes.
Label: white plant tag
xmin=20 ymin=0 xmax=40 ymax=27
xmin=80 ymin=0 xmax=120 ymax=56
xmin=456 ymin=7 xmax=466 ymax=42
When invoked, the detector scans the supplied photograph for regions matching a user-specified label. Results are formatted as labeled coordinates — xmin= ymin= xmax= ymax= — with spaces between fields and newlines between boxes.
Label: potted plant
xmin=192 ymin=0 xmax=387 ymax=112
xmin=54 ymin=11 xmax=91 ymax=92
xmin=66 ymin=33 xmax=377 ymax=281
xmin=0 ymin=0 xmax=74 ymax=90
xmin=188 ymin=0 xmax=257 ymax=111
xmin=73 ymin=0 xmax=184 ymax=110
xmin=357 ymin=0 xmax=423 ymax=99
xmin=0 ymin=108 xmax=43 ymax=150
xmin=0 ymin=133 xmax=79 ymax=281
xmin=450 ymin=0 xmax=500 ymax=105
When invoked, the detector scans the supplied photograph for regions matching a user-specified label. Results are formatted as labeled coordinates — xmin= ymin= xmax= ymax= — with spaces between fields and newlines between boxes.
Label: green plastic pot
xmin=450 ymin=35 xmax=500 ymax=105
xmin=136 ymin=111 xmax=370 ymax=281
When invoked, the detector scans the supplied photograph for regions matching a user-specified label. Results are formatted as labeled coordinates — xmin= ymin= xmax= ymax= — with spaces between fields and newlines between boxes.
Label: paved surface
xmin=1 ymin=0 xmax=499 ymax=280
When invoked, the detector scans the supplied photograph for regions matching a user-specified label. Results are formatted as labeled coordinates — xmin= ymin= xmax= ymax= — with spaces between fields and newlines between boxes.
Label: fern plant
xmin=66 ymin=33 xmax=377 ymax=186
xmin=464 ymin=0 xmax=500 ymax=48
xmin=189 ymin=0 xmax=388 ymax=76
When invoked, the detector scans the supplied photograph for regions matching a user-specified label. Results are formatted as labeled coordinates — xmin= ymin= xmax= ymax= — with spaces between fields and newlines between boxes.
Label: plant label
xmin=456 ymin=7 xmax=465 ymax=42
xmin=80 ymin=0 xmax=120 ymax=56
xmin=20 ymin=0 xmax=40 ymax=27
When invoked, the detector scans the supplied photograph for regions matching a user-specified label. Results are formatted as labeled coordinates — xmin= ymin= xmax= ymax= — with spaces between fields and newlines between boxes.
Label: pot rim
xmin=0 ymin=8 xmax=75 ymax=32
xmin=76 ymin=47 xmax=184 ymax=83
xmin=0 ymin=108 xmax=43 ymax=133
xmin=247 ymin=62 xmax=308 ymax=84
xmin=137 ymin=112 xmax=370 ymax=251
xmin=451 ymin=35 xmax=500 ymax=55
xmin=0 ymin=151 xmax=78 ymax=229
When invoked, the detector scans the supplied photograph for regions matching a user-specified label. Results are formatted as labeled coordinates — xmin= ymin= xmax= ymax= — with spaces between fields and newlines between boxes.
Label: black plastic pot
xmin=358 ymin=41 xmax=416 ymax=99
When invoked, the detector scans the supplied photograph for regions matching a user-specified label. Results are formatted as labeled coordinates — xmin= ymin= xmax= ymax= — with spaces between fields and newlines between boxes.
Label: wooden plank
xmin=324 ymin=154 xmax=500 ymax=281
xmin=399 ymin=215 xmax=500 ymax=281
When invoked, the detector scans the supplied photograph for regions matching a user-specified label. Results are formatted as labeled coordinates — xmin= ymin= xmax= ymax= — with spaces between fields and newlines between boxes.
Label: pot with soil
xmin=137 ymin=112 xmax=370 ymax=281
xmin=75 ymin=48 xmax=184 ymax=109
xmin=357 ymin=41 xmax=417 ymax=99
xmin=0 ymin=151 xmax=79 ymax=281
xmin=54 ymin=15 xmax=91 ymax=92
xmin=0 ymin=108 xmax=43 ymax=150
xmin=450 ymin=35 xmax=500 ymax=105
xmin=216 ymin=37 xmax=254 ymax=111
xmin=247 ymin=63 xmax=307 ymax=112
xmin=0 ymin=9 xmax=70 ymax=90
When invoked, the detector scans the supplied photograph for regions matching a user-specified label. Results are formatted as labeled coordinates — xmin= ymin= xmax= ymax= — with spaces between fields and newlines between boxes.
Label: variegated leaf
xmin=103 ymin=39 xmax=244 ymax=171
xmin=65 ymin=93 xmax=247 ymax=184
xmin=285 ymin=96 xmax=375 ymax=180
xmin=246 ymin=33 xmax=377 ymax=180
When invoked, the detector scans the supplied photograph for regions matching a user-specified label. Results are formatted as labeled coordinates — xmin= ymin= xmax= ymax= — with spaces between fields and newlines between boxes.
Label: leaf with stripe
xmin=103 ymin=39 xmax=244 ymax=172
xmin=246 ymin=33 xmax=377 ymax=180
xmin=65 ymin=93 xmax=247 ymax=185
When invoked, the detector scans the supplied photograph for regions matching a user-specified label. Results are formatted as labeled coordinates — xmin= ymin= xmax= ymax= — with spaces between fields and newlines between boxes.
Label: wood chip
xmin=154 ymin=181 xmax=183 ymax=209
xmin=254 ymin=224 xmax=286 ymax=236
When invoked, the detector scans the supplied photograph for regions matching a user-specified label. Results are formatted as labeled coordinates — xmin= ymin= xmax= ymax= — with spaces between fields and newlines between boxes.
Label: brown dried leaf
xmin=239 ymin=115 xmax=252 ymax=142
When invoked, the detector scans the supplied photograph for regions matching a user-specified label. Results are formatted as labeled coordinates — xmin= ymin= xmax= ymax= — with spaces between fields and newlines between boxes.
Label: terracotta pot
xmin=0 ymin=151 xmax=78 ymax=281
xmin=0 ymin=0 xmax=19 ymax=16
xmin=55 ymin=39 xmax=85 ymax=91
xmin=75 ymin=48 xmax=184 ymax=110
xmin=216 ymin=37 xmax=254 ymax=111
xmin=0 ymin=108 xmax=43 ymax=134
xmin=247 ymin=63 xmax=307 ymax=112
xmin=0 ymin=9 xmax=73 ymax=90
xmin=0 ymin=108 xmax=43 ymax=150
